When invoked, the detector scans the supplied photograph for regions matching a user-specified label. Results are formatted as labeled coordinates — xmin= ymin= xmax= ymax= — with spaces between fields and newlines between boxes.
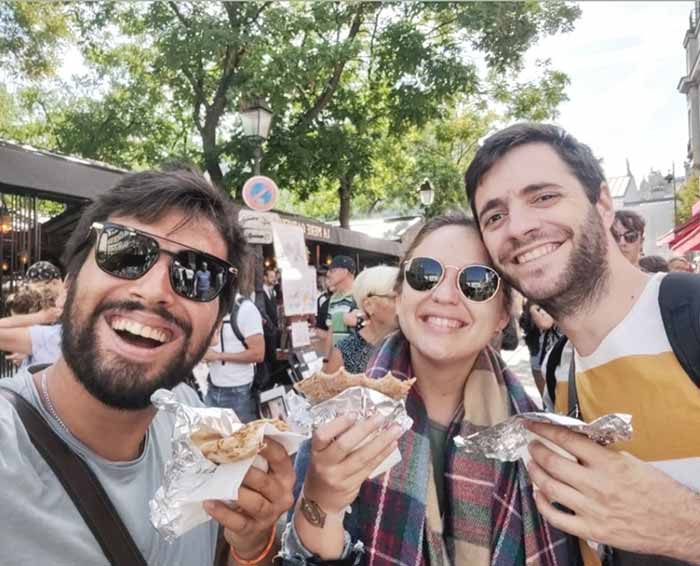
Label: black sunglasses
xmin=91 ymin=222 xmax=238 ymax=303
xmin=612 ymin=230 xmax=640 ymax=244
xmin=403 ymin=257 xmax=501 ymax=303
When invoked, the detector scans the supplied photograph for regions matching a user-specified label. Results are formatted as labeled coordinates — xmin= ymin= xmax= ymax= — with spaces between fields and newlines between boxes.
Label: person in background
xmin=261 ymin=267 xmax=281 ymax=378
xmin=282 ymin=211 xmax=574 ymax=565
xmin=320 ymin=255 xmax=357 ymax=353
xmin=611 ymin=209 xmax=645 ymax=267
xmin=638 ymin=254 xmax=669 ymax=273
xmin=0 ymin=284 xmax=65 ymax=369
xmin=519 ymin=300 xmax=560 ymax=395
xmin=324 ymin=265 xmax=399 ymax=374
xmin=668 ymin=255 xmax=693 ymax=272
xmin=203 ymin=292 xmax=265 ymax=423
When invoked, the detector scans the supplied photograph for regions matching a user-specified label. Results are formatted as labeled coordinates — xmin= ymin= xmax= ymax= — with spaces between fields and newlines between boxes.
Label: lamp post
xmin=665 ymin=162 xmax=677 ymax=224
xmin=239 ymin=97 xmax=274 ymax=305
xmin=239 ymin=97 xmax=273 ymax=175
xmin=418 ymin=178 xmax=435 ymax=218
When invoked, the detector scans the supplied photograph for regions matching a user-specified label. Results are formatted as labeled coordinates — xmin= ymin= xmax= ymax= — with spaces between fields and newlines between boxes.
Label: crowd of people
xmin=0 ymin=123 xmax=698 ymax=566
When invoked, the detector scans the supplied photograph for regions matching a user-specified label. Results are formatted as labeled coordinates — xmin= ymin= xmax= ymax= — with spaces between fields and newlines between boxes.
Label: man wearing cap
xmin=323 ymin=255 xmax=357 ymax=349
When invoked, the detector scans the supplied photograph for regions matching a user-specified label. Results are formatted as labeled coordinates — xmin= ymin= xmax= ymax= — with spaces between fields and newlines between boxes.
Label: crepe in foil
xmin=148 ymin=389 xmax=306 ymax=541
xmin=194 ymin=419 xmax=289 ymax=464
xmin=286 ymin=385 xmax=414 ymax=478
xmin=454 ymin=412 xmax=633 ymax=462
xmin=294 ymin=367 xmax=415 ymax=404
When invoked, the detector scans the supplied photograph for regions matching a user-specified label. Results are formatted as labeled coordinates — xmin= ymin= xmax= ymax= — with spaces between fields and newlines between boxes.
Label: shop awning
xmin=659 ymin=212 xmax=700 ymax=254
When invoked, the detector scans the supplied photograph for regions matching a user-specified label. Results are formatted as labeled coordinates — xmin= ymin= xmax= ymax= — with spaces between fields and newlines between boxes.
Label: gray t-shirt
xmin=0 ymin=369 xmax=218 ymax=566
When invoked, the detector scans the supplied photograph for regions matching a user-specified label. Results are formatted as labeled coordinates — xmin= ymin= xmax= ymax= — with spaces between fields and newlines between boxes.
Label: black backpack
xmin=221 ymin=296 xmax=271 ymax=391
xmin=566 ymin=271 xmax=700 ymax=417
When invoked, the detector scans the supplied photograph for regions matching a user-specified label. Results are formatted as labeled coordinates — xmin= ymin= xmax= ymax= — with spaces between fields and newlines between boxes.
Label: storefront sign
xmin=278 ymin=217 xmax=332 ymax=241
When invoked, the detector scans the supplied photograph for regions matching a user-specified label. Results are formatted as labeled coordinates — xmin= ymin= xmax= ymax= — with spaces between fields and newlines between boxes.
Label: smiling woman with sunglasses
xmin=282 ymin=211 xmax=575 ymax=566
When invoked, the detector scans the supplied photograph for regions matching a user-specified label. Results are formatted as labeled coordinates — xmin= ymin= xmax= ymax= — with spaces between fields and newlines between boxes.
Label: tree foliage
xmin=676 ymin=175 xmax=700 ymax=225
xmin=2 ymin=1 xmax=580 ymax=226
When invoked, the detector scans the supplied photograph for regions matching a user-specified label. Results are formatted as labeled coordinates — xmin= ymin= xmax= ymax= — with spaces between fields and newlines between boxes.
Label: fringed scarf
xmin=352 ymin=331 xmax=572 ymax=566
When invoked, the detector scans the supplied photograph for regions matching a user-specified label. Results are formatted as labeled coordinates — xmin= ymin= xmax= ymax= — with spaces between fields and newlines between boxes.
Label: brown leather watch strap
xmin=0 ymin=387 xmax=148 ymax=566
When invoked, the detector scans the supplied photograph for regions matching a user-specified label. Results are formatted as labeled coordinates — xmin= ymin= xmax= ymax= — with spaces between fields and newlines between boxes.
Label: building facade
xmin=679 ymin=1 xmax=700 ymax=175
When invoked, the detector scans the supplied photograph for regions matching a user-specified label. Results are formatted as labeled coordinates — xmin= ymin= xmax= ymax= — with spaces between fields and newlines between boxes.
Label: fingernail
xmin=203 ymin=501 xmax=214 ymax=512
xmin=390 ymin=425 xmax=403 ymax=438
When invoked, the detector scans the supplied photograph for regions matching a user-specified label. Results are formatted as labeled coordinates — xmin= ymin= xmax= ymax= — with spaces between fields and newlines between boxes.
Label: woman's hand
xmin=302 ymin=413 xmax=403 ymax=515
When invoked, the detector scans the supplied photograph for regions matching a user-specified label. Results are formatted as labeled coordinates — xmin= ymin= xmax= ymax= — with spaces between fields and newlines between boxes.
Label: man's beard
xmin=498 ymin=206 xmax=610 ymax=320
xmin=61 ymin=281 xmax=215 ymax=410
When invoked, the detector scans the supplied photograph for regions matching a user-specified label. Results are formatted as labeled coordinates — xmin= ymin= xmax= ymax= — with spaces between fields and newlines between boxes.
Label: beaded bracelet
xmin=230 ymin=527 xmax=275 ymax=566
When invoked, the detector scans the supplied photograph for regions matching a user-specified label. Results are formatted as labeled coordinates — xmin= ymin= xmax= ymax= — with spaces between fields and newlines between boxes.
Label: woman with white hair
xmin=324 ymin=265 xmax=399 ymax=373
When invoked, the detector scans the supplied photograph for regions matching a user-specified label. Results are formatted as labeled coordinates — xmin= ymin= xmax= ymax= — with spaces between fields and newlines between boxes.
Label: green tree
xmin=676 ymin=175 xmax=700 ymax=225
xmin=5 ymin=1 xmax=580 ymax=227
xmin=0 ymin=1 xmax=70 ymax=79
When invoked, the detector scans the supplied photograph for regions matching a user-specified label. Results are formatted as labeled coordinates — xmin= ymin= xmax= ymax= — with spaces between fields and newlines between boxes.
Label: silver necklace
xmin=40 ymin=371 xmax=70 ymax=433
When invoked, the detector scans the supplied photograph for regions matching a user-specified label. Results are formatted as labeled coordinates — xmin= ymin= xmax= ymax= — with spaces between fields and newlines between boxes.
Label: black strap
xmin=567 ymin=349 xmax=580 ymax=418
xmin=0 ymin=388 xmax=148 ymax=566
xmin=659 ymin=272 xmax=700 ymax=387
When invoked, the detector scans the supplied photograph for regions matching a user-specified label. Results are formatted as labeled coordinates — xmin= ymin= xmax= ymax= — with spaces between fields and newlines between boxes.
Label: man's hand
xmin=202 ymin=348 xmax=221 ymax=363
xmin=526 ymin=421 xmax=700 ymax=562
xmin=204 ymin=439 xmax=295 ymax=561
xmin=303 ymin=413 xmax=403 ymax=515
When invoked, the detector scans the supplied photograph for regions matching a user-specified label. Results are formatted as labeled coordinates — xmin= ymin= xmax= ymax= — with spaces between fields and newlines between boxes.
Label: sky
xmin=523 ymin=1 xmax=692 ymax=181
xmin=55 ymin=2 xmax=693 ymax=184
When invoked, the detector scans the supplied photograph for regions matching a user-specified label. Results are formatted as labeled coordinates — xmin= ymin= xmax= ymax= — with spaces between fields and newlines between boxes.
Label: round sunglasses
xmin=403 ymin=256 xmax=501 ymax=303
xmin=91 ymin=222 xmax=238 ymax=303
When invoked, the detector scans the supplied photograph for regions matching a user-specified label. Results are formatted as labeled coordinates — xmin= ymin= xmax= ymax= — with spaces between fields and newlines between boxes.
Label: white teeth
xmin=110 ymin=317 xmax=169 ymax=344
xmin=425 ymin=316 xmax=463 ymax=329
xmin=516 ymin=243 xmax=559 ymax=264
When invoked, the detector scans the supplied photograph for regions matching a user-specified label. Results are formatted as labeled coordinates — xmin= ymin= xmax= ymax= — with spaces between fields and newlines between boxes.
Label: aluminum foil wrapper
xmin=286 ymin=385 xmax=413 ymax=435
xmin=286 ymin=385 xmax=414 ymax=478
xmin=148 ymin=388 xmax=306 ymax=541
xmin=454 ymin=412 xmax=633 ymax=462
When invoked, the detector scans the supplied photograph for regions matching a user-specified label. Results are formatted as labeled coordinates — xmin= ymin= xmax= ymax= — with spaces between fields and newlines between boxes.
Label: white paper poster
xmin=271 ymin=222 xmax=307 ymax=272
xmin=280 ymin=265 xmax=317 ymax=316
xmin=290 ymin=321 xmax=311 ymax=348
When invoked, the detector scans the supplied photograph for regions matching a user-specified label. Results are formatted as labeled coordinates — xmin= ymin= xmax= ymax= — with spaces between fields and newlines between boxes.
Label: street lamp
xmin=665 ymin=163 xmax=677 ymax=223
xmin=239 ymin=97 xmax=273 ymax=175
xmin=418 ymin=179 xmax=435 ymax=216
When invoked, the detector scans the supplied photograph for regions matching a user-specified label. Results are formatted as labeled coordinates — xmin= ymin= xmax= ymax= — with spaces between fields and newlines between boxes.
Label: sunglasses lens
xmin=170 ymin=252 xmax=232 ymax=302
xmin=624 ymin=232 xmax=638 ymax=244
xmin=458 ymin=265 xmax=500 ymax=302
xmin=96 ymin=227 xmax=159 ymax=279
xmin=405 ymin=257 xmax=443 ymax=291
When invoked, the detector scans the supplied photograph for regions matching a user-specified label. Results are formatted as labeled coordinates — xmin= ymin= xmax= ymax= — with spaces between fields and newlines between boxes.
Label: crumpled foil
xmin=148 ymin=388 xmax=246 ymax=541
xmin=454 ymin=412 xmax=633 ymax=462
xmin=285 ymin=385 xmax=413 ymax=436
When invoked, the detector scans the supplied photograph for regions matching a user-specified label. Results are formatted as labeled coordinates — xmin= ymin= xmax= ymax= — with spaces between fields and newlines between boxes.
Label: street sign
xmin=238 ymin=209 xmax=280 ymax=245
xmin=242 ymin=175 xmax=279 ymax=211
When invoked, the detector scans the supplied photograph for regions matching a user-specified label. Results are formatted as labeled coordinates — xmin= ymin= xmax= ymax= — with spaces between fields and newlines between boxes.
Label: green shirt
xmin=428 ymin=419 xmax=449 ymax=516
xmin=325 ymin=291 xmax=356 ymax=345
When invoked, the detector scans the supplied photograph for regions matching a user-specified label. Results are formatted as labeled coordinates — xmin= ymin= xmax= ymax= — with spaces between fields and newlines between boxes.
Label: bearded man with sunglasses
xmin=611 ymin=210 xmax=645 ymax=268
xmin=465 ymin=123 xmax=700 ymax=566
xmin=0 ymin=168 xmax=295 ymax=566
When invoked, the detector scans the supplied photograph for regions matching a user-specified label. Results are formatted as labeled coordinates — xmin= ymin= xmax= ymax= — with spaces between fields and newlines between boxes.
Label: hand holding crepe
xmin=294 ymin=367 xmax=416 ymax=404
xmin=287 ymin=369 xmax=416 ymax=479
xmin=148 ymin=389 xmax=306 ymax=540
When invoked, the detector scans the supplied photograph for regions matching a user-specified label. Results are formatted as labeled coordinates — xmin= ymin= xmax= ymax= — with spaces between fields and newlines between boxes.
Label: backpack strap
xmin=659 ymin=272 xmax=700 ymax=387
xmin=0 ymin=387 xmax=148 ymax=566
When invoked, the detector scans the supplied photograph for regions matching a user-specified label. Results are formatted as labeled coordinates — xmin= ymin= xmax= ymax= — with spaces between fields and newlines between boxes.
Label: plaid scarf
xmin=356 ymin=330 xmax=572 ymax=566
